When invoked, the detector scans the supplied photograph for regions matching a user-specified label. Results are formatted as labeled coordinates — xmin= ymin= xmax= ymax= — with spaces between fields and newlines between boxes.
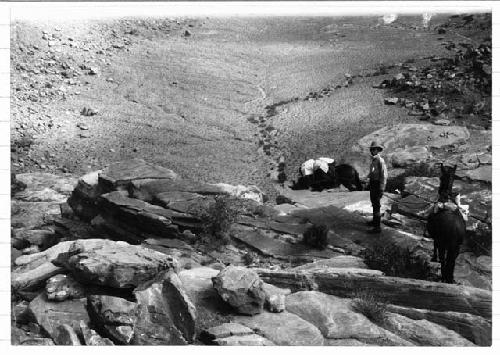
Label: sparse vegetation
xmin=352 ymin=289 xmax=389 ymax=324
xmin=465 ymin=222 xmax=492 ymax=257
xmin=189 ymin=195 xmax=242 ymax=248
xmin=302 ymin=224 xmax=329 ymax=250
xmin=362 ymin=241 xmax=433 ymax=280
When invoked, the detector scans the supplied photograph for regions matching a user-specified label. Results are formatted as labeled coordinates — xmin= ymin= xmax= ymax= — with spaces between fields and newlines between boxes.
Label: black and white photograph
xmin=5 ymin=1 xmax=494 ymax=347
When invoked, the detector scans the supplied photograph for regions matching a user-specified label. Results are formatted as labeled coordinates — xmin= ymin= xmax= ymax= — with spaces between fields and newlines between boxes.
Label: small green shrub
xmin=363 ymin=241 xmax=433 ymax=280
xmin=189 ymin=195 xmax=242 ymax=248
xmin=302 ymin=224 xmax=329 ymax=250
xmin=352 ymin=290 xmax=388 ymax=324
xmin=243 ymin=251 xmax=258 ymax=266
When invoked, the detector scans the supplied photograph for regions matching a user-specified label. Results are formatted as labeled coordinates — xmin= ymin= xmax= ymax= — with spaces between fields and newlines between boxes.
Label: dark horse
xmin=426 ymin=164 xmax=466 ymax=283
xmin=291 ymin=162 xmax=363 ymax=192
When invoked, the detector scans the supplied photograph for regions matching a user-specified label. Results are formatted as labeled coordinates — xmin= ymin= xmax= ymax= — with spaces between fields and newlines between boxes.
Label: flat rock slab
xmin=292 ymin=256 xmax=368 ymax=272
xmin=353 ymin=124 xmax=470 ymax=152
xmin=201 ymin=322 xmax=255 ymax=344
xmin=386 ymin=304 xmax=491 ymax=346
xmin=257 ymin=268 xmax=491 ymax=319
xmin=98 ymin=159 xmax=179 ymax=191
xmin=285 ymin=291 xmax=410 ymax=345
xmin=15 ymin=173 xmax=77 ymax=195
xmin=129 ymin=178 xmax=224 ymax=203
xmin=384 ymin=312 xmax=474 ymax=346
xmin=234 ymin=311 xmax=324 ymax=346
xmin=237 ymin=215 xmax=312 ymax=235
xmin=214 ymin=333 xmax=274 ymax=345
xmin=232 ymin=225 xmax=337 ymax=260
xmin=28 ymin=293 xmax=89 ymax=340
xmin=143 ymin=237 xmax=193 ymax=251
xmin=456 ymin=165 xmax=492 ymax=184
xmin=11 ymin=201 xmax=61 ymax=229
xmin=280 ymin=189 xmax=393 ymax=217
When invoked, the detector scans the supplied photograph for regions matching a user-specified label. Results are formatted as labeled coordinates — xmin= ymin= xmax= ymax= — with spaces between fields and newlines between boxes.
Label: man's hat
xmin=369 ymin=141 xmax=383 ymax=151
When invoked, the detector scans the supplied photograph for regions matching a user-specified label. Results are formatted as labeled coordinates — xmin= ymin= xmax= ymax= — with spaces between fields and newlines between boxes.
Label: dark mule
xmin=426 ymin=164 xmax=466 ymax=283
xmin=291 ymin=163 xmax=362 ymax=191
xmin=334 ymin=164 xmax=363 ymax=191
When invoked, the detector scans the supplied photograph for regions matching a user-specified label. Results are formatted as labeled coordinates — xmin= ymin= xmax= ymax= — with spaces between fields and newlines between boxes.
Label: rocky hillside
xmin=11 ymin=158 xmax=491 ymax=346
xmin=11 ymin=13 xmax=491 ymax=347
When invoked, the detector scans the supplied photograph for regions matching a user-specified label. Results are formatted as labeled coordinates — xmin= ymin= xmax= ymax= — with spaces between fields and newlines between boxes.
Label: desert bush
xmin=189 ymin=195 xmax=242 ymax=247
xmin=243 ymin=251 xmax=258 ymax=266
xmin=302 ymin=224 xmax=329 ymax=250
xmin=276 ymin=194 xmax=292 ymax=205
xmin=465 ymin=222 xmax=492 ymax=256
xmin=352 ymin=290 xmax=389 ymax=324
xmin=362 ymin=241 xmax=433 ymax=280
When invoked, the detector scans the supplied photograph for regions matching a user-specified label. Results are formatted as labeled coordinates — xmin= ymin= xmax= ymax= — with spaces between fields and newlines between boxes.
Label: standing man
xmin=367 ymin=141 xmax=388 ymax=233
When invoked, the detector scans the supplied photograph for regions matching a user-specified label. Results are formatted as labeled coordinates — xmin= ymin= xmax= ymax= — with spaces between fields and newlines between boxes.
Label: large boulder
xmin=234 ymin=311 xmax=324 ymax=346
xmin=285 ymin=291 xmax=410 ymax=345
xmin=61 ymin=239 xmax=178 ymax=288
xmin=87 ymin=295 xmax=137 ymax=344
xmin=387 ymin=146 xmax=432 ymax=168
xmin=212 ymin=266 xmax=266 ymax=315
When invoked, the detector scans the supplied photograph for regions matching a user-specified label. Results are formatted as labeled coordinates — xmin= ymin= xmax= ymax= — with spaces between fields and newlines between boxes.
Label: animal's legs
xmin=431 ymin=239 xmax=438 ymax=262
xmin=444 ymin=245 xmax=460 ymax=284
xmin=438 ymin=245 xmax=446 ymax=282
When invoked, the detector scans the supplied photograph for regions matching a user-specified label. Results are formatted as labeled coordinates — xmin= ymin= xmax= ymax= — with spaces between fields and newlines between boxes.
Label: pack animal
xmin=291 ymin=162 xmax=362 ymax=191
xmin=426 ymin=164 xmax=466 ymax=283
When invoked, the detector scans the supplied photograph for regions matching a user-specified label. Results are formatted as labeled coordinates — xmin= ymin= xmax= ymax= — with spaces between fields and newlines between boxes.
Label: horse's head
xmin=438 ymin=163 xmax=457 ymax=202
